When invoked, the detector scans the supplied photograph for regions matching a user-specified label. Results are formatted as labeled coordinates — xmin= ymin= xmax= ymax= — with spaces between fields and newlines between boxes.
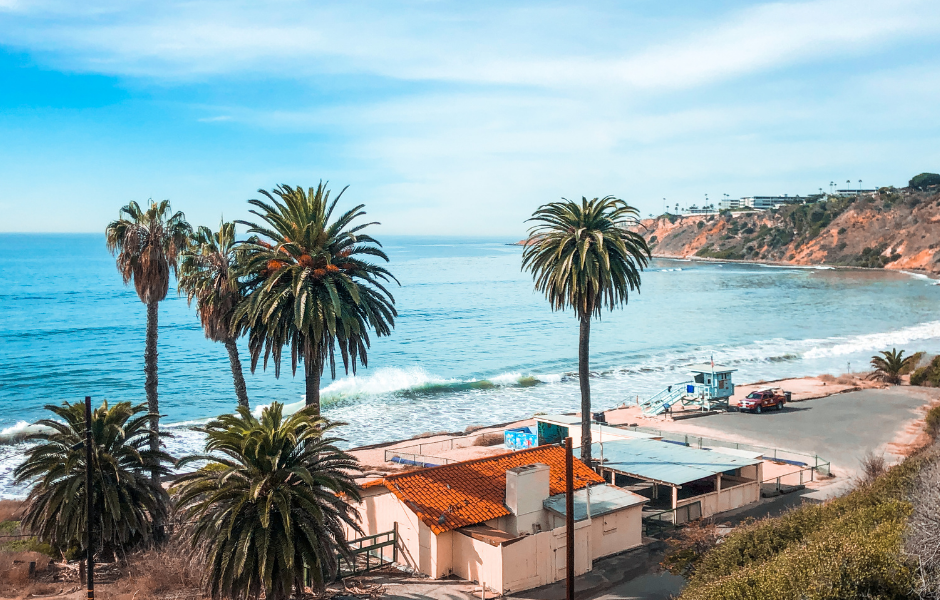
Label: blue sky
xmin=1 ymin=0 xmax=939 ymax=236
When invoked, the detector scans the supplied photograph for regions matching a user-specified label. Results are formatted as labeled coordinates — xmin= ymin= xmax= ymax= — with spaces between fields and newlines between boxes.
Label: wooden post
xmin=565 ymin=437 xmax=574 ymax=600
xmin=84 ymin=396 xmax=95 ymax=600
xmin=392 ymin=522 xmax=398 ymax=564
xmin=671 ymin=486 xmax=678 ymax=510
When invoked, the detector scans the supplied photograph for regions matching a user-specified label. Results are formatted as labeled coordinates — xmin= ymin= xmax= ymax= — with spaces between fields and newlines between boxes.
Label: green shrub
xmin=911 ymin=356 xmax=940 ymax=387
xmin=677 ymin=454 xmax=925 ymax=600
xmin=697 ymin=221 xmax=705 ymax=230
xmin=909 ymin=173 xmax=940 ymax=190
xmin=924 ymin=406 xmax=940 ymax=439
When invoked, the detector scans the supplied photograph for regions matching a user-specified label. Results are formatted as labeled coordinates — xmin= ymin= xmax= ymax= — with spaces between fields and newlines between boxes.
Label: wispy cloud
xmin=198 ymin=114 xmax=231 ymax=122
xmin=1 ymin=0 xmax=935 ymax=91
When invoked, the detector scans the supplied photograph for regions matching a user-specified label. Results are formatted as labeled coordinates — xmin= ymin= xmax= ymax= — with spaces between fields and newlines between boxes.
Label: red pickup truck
xmin=738 ymin=389 xmax=790 ymax=413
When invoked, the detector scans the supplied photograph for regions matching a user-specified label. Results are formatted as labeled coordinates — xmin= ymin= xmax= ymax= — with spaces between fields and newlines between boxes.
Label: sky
xmin=1 ymin=0 xmax=939 ymax=236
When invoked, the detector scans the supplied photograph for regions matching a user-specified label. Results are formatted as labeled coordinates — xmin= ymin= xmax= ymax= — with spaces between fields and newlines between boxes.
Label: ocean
xmin=2 ymin=233 xmax=939 ymax=497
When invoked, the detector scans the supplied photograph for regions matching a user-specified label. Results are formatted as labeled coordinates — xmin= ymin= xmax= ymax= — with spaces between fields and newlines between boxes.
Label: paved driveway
xmin=673 ymin=387 xmax=937 ymax=473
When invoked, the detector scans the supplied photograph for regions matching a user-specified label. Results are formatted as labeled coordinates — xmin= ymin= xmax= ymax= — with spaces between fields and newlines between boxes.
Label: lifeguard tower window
xmin=694 ymin=373 xmax=705 ymax=383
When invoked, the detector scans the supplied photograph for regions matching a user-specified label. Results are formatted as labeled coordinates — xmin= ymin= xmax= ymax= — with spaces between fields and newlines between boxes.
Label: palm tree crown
xmin=522 ymin=196 xmax=649 ymax=319
xmin=235 ymin=183 xmax=397 ymax=415
xmin=522 ymin=196 xmax=649 ymax=463
xmin=174 ymin=403 xmax=362 ymax=600
xmin=869 ymin=348 xmax=915 ymax=385
xmin=13 ymin=400 xmax=172 ymax=556
xmin=179 ymin=221 xmax=250 ymax=407
xmin=105 ymin=200 xmax=191 ymax=305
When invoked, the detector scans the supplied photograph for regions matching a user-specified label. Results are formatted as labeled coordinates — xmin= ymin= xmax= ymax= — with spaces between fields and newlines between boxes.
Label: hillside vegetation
xmin=639 ymin=187 xmax=940 ymax=274
xmin=673 ymin=407 xmax=940 ymax=600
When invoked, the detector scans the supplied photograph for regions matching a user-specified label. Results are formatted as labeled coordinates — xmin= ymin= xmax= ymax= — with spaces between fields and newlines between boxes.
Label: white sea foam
xmin=0 ymin=421 xmax=30 ymax=436
xmin=900 ymin=270 xmax=939 ymax=283
xmin=803 ymin=321 xmax=940 ymax=359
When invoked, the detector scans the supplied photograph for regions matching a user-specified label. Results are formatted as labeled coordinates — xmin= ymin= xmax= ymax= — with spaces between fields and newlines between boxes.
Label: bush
xmin=677 ymin=453 xmax=925 ymax=599
xmin=912 ymin=356 xmax=940 ymax=387
xmin=924 ymin=406 xmax=940 ymax=439
xmin=909 ymin=173 xmax=940 ymax=190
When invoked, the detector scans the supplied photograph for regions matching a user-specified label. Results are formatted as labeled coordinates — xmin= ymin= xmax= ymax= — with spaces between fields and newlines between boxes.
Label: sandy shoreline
xmin=649 ymin=252 xmax=940 ymax=281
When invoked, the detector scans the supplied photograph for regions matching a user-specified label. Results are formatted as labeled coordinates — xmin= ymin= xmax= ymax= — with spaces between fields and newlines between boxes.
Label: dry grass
xmin=817 ymin=373 xmax=837 ymax=383
xmin=0 ymin=550 xmax=59 ymax=599
xmin=472 ymin=432 xmax=504 ymax=447
xmin=0 ymin=500 xmax=24 ymax=524
xmin=859 ymin=451 xmax=888 ymax=485
xmin=101 ymin=538 xmax=204 ymax=600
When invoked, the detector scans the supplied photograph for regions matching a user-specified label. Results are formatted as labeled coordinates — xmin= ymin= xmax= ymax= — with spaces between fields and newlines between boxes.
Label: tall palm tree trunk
xmin=579 ymin=316 xmax=592 ymax=465
xmin=224 ymin=339 xmax=250 ymax=408
xmin=144 ymin=300 xmax=160 ymax=483
xmin=305 ymin=364 xmax=321 ymax=417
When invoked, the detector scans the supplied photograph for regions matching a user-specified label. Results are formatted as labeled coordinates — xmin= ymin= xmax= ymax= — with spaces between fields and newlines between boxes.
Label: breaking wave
xmin=803 ymin=321 xmax=940 ymax=359
xmin=250 ymin=367 xmax=564 ymax=418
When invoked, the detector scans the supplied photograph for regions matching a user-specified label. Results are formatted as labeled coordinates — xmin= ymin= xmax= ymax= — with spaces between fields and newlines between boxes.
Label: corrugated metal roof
xmin=594 ymin=439 xmax=762 ymax=487
xmin=542 ymin=484 xmax=647 ymax=521
xmin=535 ymin=415 xmax=659 ymax=440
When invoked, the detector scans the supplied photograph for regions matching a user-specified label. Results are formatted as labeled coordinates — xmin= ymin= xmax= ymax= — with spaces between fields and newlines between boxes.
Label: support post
xmin=671 ymin=486 xmax=678 ymax=510
xmin=84 ymin=396 xmax=95 ymax=600
xmin=393 ymin=522 xmax=398 ymax=564
xmin=565 ymin=437 xmax=574 ymax=600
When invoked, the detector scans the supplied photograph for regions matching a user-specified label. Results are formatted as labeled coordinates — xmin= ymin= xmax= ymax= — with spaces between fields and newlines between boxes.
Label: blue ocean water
xmin=2 ymin=233 xmax=940 ymax=496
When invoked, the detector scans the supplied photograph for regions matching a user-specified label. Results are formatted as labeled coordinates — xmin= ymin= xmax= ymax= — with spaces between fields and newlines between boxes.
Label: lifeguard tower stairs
xmin=641 ymin=364 xmax=737 ymax=416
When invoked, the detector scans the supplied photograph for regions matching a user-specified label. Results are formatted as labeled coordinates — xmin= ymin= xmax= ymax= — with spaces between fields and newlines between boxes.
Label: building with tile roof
xmin=352 ymin=444 xmax=647 ymax=595
xmin=364 ymin=444 xmax=604 ymax=534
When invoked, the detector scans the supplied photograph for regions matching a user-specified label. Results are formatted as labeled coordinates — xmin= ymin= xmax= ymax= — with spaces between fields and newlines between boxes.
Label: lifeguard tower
xmin=640 ymin=364 xmax=736 ymax=416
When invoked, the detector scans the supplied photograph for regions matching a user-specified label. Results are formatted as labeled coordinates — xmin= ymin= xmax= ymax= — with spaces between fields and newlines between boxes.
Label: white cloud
xmin=1 ymin=0 xmax=936 ymax=91
xmin=197 ymin=115 xmax=232 ymax=122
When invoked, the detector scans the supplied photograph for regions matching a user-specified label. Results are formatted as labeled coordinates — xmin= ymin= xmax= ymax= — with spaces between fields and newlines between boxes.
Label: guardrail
xmin=383 ymin=449 xmax=459 ymax=467
xmin=336 ymin=526 xmax=398 ymax=578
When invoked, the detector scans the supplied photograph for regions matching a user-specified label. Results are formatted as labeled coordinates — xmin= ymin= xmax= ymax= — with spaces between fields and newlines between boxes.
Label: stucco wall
xmin=589 ymin=504 xmax=643 ymax=560
xmin=676 ymin=480 xmax=760 ymax=518
xmin=452 ymin=531 xmax=505 ymax=593
xmin=353 ymin=490 xmax=429 ymax=571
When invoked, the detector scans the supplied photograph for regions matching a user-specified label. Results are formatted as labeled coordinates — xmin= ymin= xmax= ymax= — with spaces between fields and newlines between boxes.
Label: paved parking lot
xmin=673 ymin=386 xmax=938 ymax=473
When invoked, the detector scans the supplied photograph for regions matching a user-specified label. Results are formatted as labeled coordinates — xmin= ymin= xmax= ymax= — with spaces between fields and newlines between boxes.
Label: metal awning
xmin=593 ymin=439 xmax=762 ymax=487
xmin=543 ymin=484 xmax=647 ymax=521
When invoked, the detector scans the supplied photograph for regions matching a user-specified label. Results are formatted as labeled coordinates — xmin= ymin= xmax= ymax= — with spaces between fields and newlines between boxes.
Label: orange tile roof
xmin=370 ymin=445 xmax=604 ymax=534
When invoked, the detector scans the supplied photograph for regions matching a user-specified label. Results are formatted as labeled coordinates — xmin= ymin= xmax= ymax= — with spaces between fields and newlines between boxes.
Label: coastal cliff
xmin=637 ymin=187 xmax=940 ymax=274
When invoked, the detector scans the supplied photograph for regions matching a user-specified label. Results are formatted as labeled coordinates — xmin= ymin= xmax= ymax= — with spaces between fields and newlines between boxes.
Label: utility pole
xmin=84 ymin=396 xmax=95 ymax=600
xmin=565 ymin=437 xmax=574 ymax=600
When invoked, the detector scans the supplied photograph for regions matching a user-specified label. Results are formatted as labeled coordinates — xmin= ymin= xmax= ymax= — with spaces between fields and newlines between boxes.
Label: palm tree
xmin=869 ymin=348 xmax=914 ymax=385
xmin=522 ymin=196 xmax=649 ymax=464
xmin=235 ymin=183 xmax=397 ymax=416
xmin=105 ymin=200 xmax=191 ymax=482
xmin=179 ymin=221 xmax=250 ymax=407
xmin=174 ymin=402 xmax=362 ymax=600
xmin=13 ymin=400 xmax=171 ymax=557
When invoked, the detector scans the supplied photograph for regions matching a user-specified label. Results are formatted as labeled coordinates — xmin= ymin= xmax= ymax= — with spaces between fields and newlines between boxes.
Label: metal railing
xmin=383 ymin=450 xmax=457 ymax=467
xmin=761 ymin=464 xmax=820 ymax=492
xmin=336 ymin=526 xmax=398 ymax=578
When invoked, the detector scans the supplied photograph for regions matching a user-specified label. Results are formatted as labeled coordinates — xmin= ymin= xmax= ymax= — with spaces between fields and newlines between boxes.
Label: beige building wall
xmin=589 ymin=504 xmax=644 ymax=560
xmin=354 ymin=488 xmax=643 ymax=594
xmin=452 ymin=531 xmax=505 ymax=592
xmin=675 ymin=480 xmax=760 ymax=518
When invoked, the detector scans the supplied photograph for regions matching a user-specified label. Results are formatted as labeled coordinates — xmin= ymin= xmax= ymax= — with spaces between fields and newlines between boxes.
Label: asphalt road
xmin=675 ymin=386 xmax=937 ymax=473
